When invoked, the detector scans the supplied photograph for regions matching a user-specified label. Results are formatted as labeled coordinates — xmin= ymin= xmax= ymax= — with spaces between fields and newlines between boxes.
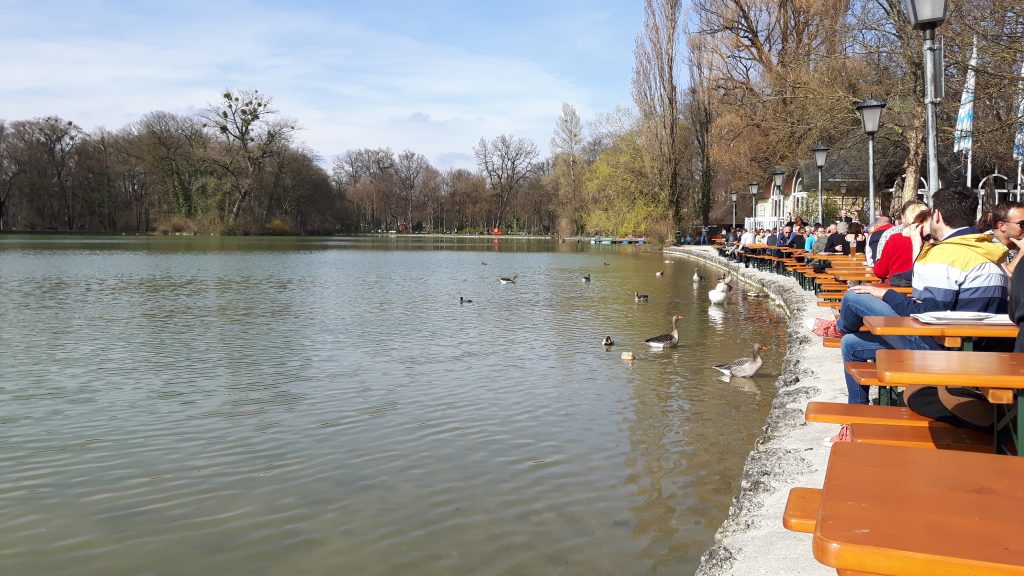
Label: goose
xmin=460 ymin=296 xmax=473 ymax=304
xmin=655 ymin=270 xmax=664 ymax=277
xmin=582 ymin=274 xmax=591 ymax=283
xmin=713 ymin=344 xmax=767 ymax=377
xmin=692 ymin=271 xmax=704 ymax=282
xmin=499 ymin=275 xmax=517 ymax=284
xmin=708 ymin=283 xmax=729 ymax=304
xmin=602 ymin=336 xmax=614 ymax=346
xmin=634 ymin=291 xmax=649 ymax=303
xmin=645 ymin=314 xmax=683 ymax=348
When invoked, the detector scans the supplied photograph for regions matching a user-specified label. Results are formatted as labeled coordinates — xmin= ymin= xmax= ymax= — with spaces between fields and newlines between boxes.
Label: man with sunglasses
xmin=988 ymin=200 xmax=1024 ymax=274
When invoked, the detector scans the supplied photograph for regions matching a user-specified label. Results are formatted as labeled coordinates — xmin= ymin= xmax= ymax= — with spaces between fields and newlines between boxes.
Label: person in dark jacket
xmin=1013 ymin=262 xmax=1024 ymax=351
xmin=823 ymin=223 xmax=849 ymax=255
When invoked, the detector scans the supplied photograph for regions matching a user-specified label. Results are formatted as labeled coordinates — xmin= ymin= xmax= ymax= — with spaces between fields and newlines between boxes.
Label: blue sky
xmin=0 ymin=0 xmax=645 ymax=169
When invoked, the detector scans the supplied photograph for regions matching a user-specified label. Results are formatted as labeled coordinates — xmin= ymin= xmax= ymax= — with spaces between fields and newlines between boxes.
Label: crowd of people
xmin=717 ymin=188 xmax=1024 ymax=444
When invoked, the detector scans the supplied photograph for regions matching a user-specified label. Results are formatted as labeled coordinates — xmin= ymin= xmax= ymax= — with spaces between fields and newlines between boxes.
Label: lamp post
xmin=730 ymin=190 xmax=738 ymax=229
xmin=857 ymin=98 xmax=886 ymax=226
xmin=811 ymin=144 xmax=829 ymax=225
xmin=905 ymin=0 xmax=948 ymax=205
xmin=840 ymin=183 xmax=848 ymax=215
xmin=748 ymin=182 xmax=760 ymax=228
xmin=771 ymin=167 xmax=786 ymax=228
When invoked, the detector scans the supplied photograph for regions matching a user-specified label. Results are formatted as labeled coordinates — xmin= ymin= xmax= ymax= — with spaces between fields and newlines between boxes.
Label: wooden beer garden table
xmin=875 ymin=349 xmax=1024 ymax=455
xmin=813 ymin=442 xmax=1024 ymax=575
xmin=863 ymin=315 xmax=1018 ymax=351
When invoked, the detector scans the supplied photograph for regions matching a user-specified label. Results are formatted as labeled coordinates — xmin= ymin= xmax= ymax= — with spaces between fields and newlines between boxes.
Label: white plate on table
xmin=912 ymin=311 xmax=999 ymax=324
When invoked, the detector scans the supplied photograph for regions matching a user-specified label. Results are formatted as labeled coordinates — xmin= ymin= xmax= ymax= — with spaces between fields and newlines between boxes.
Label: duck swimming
xmin=713 ymin=344 xmax=767 ymax=377
xmin=460 ymin=296 xmax=473 ymax=304
xmin=645 ymin=314 xmax=683 ymax=348
xmin=655 ymin=270 xmax=664 ymax=277
xmin=582 ymin=274 xmax=591 ymax=283
xmin=635 ymin=291 xmax=649 ymax=303
xmin=602 ymin=336 xmax=614 ymax=346
xmin=499 ymin=275 xmax=517 ymax=284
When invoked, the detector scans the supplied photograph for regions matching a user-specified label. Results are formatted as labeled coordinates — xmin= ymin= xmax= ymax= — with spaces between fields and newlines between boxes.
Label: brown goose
xmin=713 ymin=344 xmax=767 ymax=377
xmin=645 ymin=314 xmax=683 ymax=348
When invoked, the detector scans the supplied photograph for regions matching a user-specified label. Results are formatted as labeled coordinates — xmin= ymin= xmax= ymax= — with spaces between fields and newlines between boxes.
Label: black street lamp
xmin=856 ymin=98 xmax=886 ymax=226
xmin=905 ymin=0 xmax=949 ymax=204
xmin=811 ymin=144 xmax=829 ymax=225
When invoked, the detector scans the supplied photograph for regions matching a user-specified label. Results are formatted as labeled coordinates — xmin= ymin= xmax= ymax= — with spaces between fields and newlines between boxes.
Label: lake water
xmin=0 ymin=235 xmax=785 ymax=575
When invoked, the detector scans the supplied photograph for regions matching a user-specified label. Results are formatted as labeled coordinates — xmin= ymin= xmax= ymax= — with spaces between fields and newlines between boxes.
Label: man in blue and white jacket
xmin=804 ymin=187 xmax=1009 ymax=404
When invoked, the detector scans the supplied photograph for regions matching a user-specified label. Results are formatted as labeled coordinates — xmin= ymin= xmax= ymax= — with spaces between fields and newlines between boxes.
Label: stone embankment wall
xmin=663 ymin=246 xmax=841 ymax=576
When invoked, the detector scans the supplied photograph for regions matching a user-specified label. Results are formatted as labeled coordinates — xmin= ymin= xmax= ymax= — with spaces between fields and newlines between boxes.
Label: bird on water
xmin=635 ymin=291 xmax=649 ymax=303
xmin=645 ymin=314 xmax=683 ymax=348
xmin=602 ymin=336 xmax=614 ymax=346
xmin=460 ymin=296 xmax=473 ymax=304
xmin=713 ymin=344 xmax=767 ymax=377
xmin=499 ymin=275 xmax=517 ymax=284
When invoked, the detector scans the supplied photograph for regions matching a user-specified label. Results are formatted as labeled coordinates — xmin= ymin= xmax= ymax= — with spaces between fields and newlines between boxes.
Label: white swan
xmin=692 ymin=271 xmax=704 ymax=282
xmin=708 ymin=282 xmax=728 ymax=304
xmin=645 ymin=314 xmax=683 ymax=348
xmin=713 ymin=344 xmax=767 ymax=377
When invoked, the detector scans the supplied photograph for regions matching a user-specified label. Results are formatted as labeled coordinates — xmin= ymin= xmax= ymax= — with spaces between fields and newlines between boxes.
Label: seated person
xmin=805 ymin=187 xmax=1009 ymax=406
xmin=823 ymin=222 xmax=849 ymax=255
xmin=865 ymin=216 xmax=893 ymax=265
xmin=873 ymin=201 xmax=929 ymax=283
xmin=979 ymin=200 xmax=1024 ymax=274
xmin=845 ymin=222 xmax=866 ymax=256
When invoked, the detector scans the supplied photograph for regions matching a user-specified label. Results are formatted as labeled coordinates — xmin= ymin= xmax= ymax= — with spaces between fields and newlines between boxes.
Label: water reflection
xmin=0 ymin=235 xmax=783 ymax=576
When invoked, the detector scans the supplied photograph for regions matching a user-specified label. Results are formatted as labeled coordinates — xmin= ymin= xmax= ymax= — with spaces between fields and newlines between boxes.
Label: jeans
xmin=837 ymin=292 xmax=944 ymax=404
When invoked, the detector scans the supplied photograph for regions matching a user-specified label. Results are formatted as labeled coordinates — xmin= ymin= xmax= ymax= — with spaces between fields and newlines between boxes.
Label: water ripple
xmin=0 ymin=236 xmax=783 ymax=576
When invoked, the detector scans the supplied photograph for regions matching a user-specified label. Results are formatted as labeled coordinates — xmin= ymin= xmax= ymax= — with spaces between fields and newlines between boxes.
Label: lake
xmin=0 ymin=235 xmax=785 ymax=575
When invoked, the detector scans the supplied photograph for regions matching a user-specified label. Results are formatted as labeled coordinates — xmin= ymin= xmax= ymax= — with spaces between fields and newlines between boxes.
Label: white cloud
xmin=0 ymin=1 xmax=601 ymax=170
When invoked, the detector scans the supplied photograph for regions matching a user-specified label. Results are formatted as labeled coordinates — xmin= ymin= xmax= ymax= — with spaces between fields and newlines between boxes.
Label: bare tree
xmin=394 ymin=150 xmax=430 ymax=228
xmin=551 ymin=103 xmax=586 ymax=235
xmin=202 ymin=89 xmax=297 ymax=227
xmin=474 ymin=134 xmax=539 ymax=229
xmin=633 ymin=0 xmax=684 ymax=227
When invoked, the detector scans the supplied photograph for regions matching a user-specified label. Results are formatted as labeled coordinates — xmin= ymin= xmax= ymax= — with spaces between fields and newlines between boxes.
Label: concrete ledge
xmin=663 ymin=246 xmax=844 ymax=576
